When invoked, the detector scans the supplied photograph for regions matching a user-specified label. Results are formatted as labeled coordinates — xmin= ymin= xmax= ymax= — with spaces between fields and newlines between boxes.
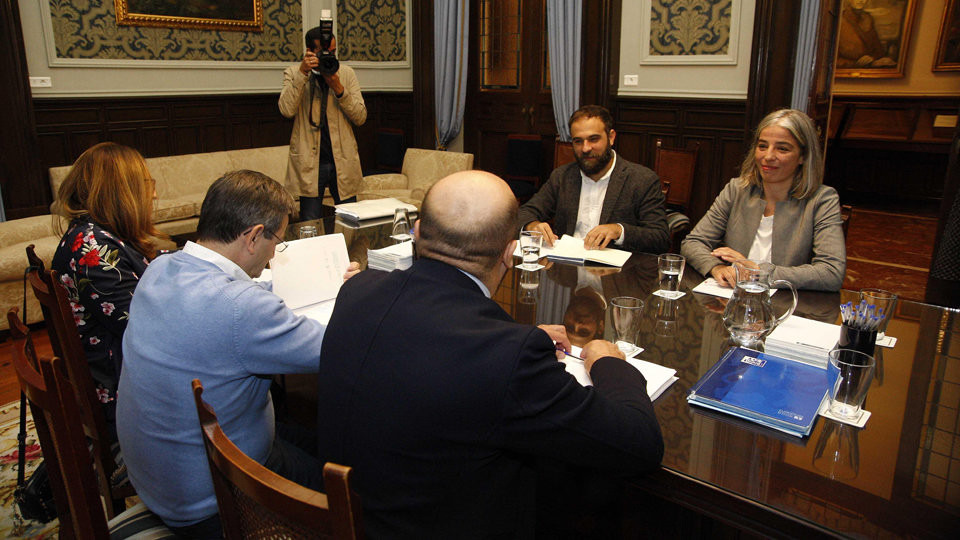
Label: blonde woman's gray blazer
xmin=681 ymin=179 xmax=846 ymax=291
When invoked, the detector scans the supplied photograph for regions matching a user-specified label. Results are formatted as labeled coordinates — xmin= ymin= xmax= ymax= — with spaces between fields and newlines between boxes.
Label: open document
xmin=560 ymin=346 xmax=677 ymax=400
xmin=269 ymin=233 xmax=349 ymax=324
xmin=512 ymin=234 xmax=632 ymax=267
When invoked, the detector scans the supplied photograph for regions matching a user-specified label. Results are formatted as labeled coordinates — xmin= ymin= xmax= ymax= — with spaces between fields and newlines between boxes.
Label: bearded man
xmin=518 ymin=105 xmax=669 ymax=253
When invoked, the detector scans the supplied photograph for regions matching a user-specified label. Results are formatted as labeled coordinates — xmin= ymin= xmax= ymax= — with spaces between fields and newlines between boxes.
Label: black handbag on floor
xmin=14 ymin=264 xmax=57 ymax=524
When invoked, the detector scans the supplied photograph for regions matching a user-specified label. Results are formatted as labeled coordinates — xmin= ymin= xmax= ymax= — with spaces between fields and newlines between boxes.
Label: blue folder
xmin=688 ymin=346 xmax=835 ymax=437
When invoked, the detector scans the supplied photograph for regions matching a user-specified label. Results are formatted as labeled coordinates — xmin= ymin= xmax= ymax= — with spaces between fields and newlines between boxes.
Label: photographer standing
xmin=280 ymin=22 xmax=366 ymax=220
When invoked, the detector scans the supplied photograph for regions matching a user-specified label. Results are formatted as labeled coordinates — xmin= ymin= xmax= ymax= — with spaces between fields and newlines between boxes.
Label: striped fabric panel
xmin=107 ymin=502 xmax=176 ymax=539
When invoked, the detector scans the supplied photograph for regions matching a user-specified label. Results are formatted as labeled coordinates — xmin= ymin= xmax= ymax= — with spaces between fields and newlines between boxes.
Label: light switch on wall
xmin=29 ymin=77 xmax=52 ymax=88
xmin=623 ymin=75 xmax=638 ymax=86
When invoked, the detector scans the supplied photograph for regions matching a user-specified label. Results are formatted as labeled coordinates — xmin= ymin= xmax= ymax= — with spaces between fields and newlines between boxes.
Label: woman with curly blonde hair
xmin=681 ymin=109 xmax=846 ymax=291
xmin=52 ymin=142 xmax=167 ymax=436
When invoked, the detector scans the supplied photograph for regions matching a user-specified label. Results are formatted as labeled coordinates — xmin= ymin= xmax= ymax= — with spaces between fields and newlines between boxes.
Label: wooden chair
xmin=504 ymin=134 xmax=544 ymax=203
xmin=554 ymin=138 xmax=575 ymax=168
xmin=6 ymin=307 xmax=173 ymax=539
xmin=192 ymin=379 xmax=364 ymax=539
xmin=25 ymin=266 xmax=134 ymax=517
xmin=653 ymin=139 xmax=701 ymax=252
xmin=841 ymin=204 xmax=853 ymax=239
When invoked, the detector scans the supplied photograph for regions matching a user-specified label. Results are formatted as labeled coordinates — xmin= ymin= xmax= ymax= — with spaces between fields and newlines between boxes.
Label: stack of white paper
xmin=367 ymin=241 xmax=414 ymax=272
xmin=560 ymin=346 xmax=678 ymax=400
xmin=764 ymin=315 xmax=841 ymax=368
xmin=335 ymin=198 xmax=417 ymax=221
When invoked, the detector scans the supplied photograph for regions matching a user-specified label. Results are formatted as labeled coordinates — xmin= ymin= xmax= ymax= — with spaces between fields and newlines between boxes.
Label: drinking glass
xmin=391 ymin=208 xmax=412 ymax=243
xmin=518 ymin=269 xmax=540 ymax=304
xmin=657 ymin=254 xmax=685 ymax=298
xmin=859 ymin=288 xmax=897 ymax=337
xmin=518 ymin=231 xmax=543 ymax=270
xmin=812 ymin=421 xmax=860 ymax=480
xmin=298 ymin=224 xmax=318 ymax=239
xmin=827 ymin=348 xmax=875 ymax=422
xmin=610 ymin=296 xmax=644 ymax=356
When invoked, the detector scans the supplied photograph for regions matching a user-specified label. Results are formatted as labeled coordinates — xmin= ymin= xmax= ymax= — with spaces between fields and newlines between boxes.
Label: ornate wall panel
xmin=47 ymin=0 xmax=300 ymax=62
xmin=337 ymin=0 xmax=407 ymax=62
xmin=649 ymin=0 xmax=732 ymax=55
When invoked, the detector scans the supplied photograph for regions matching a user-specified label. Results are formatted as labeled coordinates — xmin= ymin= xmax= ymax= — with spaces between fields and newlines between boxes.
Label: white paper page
xmin=560 ymin=346 xmax=677 ymax=400
xmin=292 ymin=299 xmax=336 ymax=325
xmin=270 ymin=234 xmax=349 ymax=310
xmin=767 ymin=315 xmax=841 ymax=351
xmin=692 ymin=277 xmax=778 ymax=299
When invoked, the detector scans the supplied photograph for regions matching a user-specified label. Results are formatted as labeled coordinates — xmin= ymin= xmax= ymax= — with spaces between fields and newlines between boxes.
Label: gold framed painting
xmin=933 ymin=0 xmax=960 ymax=71
xmin=114 ymin=0 xmax=264 ymax=32
xmin=835 ymin=0 xmax=916 ymax=79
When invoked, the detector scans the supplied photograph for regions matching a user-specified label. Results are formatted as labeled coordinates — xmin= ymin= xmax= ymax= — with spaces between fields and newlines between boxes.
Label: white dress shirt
xmin=182 ymin=241 xmax=252 ymax=282
xmin=574 ymin=152 xmax=625 ymax=245
xmin=746 ymin=214 xmax=774 ymax=263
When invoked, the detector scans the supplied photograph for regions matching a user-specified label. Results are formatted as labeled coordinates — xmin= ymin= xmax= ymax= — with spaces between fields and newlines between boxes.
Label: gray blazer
xmin=517 ymin=155 xmax=669 ymax=254
xmin=681 ymin=178 xmax=846 ymax=291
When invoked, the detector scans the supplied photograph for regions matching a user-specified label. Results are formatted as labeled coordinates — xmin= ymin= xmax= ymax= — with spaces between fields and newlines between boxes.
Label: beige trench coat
xmin=279 ymin=63 xmax=367 ymax=199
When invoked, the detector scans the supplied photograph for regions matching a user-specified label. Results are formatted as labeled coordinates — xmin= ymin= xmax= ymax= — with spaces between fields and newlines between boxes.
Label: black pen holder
xmin=837 ymin=323 xmax=877 ymax=357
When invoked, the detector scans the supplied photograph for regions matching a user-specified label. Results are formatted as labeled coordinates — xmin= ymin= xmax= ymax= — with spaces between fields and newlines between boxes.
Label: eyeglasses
xmin=266 ymin=230 xmax=289 ymax=253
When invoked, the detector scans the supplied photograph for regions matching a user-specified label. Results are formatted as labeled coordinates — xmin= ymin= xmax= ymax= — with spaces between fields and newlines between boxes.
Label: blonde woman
xmin=681 ymin=109 xmax=845 ymax=291
xmin=51 ymin=142 xmax=166 ymax=435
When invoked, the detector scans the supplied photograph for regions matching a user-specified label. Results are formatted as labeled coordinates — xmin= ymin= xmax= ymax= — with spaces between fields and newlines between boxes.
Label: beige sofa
xmin=359 ymin=148 xmax=474 ymax=206
xmin=0 ymin=145 xmax=290 ymax=331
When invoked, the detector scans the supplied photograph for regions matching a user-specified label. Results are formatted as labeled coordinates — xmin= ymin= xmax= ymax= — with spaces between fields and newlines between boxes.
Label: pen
xmin=562 ymin=350 xmax=585 ymax=362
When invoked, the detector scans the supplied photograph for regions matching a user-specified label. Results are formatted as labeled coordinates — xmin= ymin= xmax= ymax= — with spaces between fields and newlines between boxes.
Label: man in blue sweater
xmin=117 ymin=170 xmax=355 ymax=538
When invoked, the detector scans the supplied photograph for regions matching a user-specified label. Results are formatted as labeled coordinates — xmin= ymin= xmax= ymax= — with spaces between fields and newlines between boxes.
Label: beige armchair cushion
xmin=402 ymin=149 xmax=474 ymax=192
xmin=359 ymin=149 xmax=474 ymax=206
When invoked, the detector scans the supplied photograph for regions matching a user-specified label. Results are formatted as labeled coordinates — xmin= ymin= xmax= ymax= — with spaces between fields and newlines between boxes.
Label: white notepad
xmin=560 ymin=346 xmax=678 ymax=400
xmin=512 ymin=235 xmax=631 ymax=267
xmin=334 ymin=198 xmax=417 ymax=221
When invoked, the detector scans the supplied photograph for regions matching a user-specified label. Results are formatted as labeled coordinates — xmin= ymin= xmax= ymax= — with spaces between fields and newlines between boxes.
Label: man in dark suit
xmin=317 ymin=170 xmax=664 ymax=538
xmin=518 ymin=104 xmax=669 ymax=253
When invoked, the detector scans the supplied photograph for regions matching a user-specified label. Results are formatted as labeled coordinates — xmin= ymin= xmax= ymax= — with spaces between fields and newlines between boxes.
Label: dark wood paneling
xmin=745 ymin=0 xmax=802 ymax=134
xmin=22 ymin=91 xmax=414 ymax=218
xmin=411 ymin=0 xmax=436 ymax=150
xmin=0 ymin=0 xmax=45 ymax=220
xmin=612 ymin=97 xmax=748 ymax=223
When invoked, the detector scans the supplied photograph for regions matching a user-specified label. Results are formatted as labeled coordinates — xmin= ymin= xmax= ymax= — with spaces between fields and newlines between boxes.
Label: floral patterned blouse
xmin=52 ymin=218 xmax=150 ymax=429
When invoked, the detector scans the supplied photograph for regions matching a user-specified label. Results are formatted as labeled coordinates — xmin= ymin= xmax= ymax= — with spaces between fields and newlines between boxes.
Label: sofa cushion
xmin=154 ymin=195 xmax=200 ymax=224
xmin=0 ymin=235 xmax=59 ymax=283
xmin=149 ymin=152 xmax=234 ymax=200
xmin=0 ymin=215 xmax=59 ymax=249
xmin=361 ymin=173 xmax=408 ymax=192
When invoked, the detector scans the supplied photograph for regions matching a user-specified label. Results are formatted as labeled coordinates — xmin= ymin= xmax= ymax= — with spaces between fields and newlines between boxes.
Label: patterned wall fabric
xmin=336 ymin=0 xmax=407 ymax=62
xmin=49 ymin=0 xmax=301 ymax=62
xmin=648 ymin=0 xmax=732 ymax=56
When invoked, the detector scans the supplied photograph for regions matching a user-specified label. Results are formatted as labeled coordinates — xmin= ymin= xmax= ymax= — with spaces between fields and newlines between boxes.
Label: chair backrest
xmin=376 ymin=128 xmax=406 ymax=173
xmin=401 ymin=148 xmax=474 ymax=192
xmin=25 ymin=268 xmax=126 ymax=517
xmin=654 ymin=139 xmax=700 ymax=212
xmin=25 ymin=243 xmax=45 ymax=272
xmin=192 ymin=380 xmax=363 ymax=539
xmin=841 ymin=204 xmax=853 ymax=239
xmin=7 ymin=307 xmax=111 ymax=539
xmin=554 ymin=139 xmax=575 ymax=168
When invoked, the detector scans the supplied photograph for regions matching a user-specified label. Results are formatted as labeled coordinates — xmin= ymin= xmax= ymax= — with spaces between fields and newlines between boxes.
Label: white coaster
xmin=876 ymin=335 xmax=897 ymax=348
xmin=516 ymin=263 xmax=545 ymax=271
xmin=652 ymin=290 xmax=685 ymax=299
xmin=818 ymin=400 xmax=871 ymax=428
xmin=615 ymin=341 xmax=645 ymax=358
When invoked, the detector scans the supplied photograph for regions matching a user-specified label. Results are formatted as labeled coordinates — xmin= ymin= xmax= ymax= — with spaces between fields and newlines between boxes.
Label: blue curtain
xmin=434 ymin=0 xmax=469 ymax=150
xmin=547 ymin=0 xmax=582 ymax=142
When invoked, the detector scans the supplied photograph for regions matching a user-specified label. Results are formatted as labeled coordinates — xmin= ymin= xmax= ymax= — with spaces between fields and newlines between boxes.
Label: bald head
xmin=417 ymin=170 xmax=518 ymax=276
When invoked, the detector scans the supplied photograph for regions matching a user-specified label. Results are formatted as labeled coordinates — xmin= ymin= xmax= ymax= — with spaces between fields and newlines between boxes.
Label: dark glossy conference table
xmin=287 ymin=213 xmax=960 ymax=538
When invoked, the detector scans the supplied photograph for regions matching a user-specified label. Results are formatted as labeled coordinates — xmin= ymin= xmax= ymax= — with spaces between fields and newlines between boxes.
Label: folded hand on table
xmin=582 ymin=339 xmax=625 ymax=371
xmin=343 ymin=261 xmax=361 ymax=281
xmin=583 ymin=224 xmax=622 ymax=250
xmin=709 ymin=265 xmax=737 ymax=288
xmin=537 ymin=324 xmax=571 ymax=360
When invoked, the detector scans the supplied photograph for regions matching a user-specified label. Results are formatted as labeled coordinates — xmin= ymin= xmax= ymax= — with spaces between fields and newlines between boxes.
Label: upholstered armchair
xmin=359 ymin=148 xmax=474 ymax=207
